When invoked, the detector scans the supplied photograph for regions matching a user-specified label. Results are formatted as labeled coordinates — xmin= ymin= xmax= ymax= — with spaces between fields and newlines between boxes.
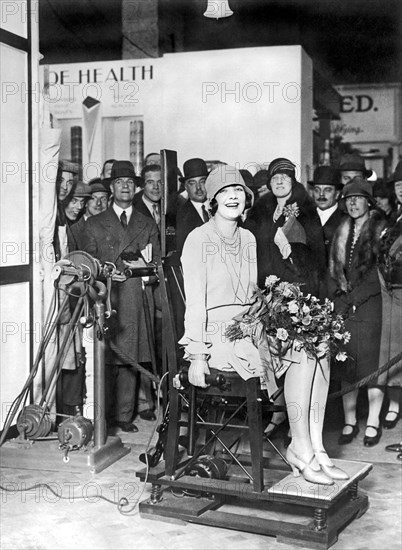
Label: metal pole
xmin=93 ymin=301 xmax=106 ymax=447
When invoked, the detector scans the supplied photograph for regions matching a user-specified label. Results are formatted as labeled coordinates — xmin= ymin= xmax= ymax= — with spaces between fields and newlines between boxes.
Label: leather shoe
xmin=385 ymin=443 xmax=402 ymax=453
xmin=383 ymin=411 xmax=400 ymax=430
xmin=114 ymin=421 xmax=139 ymax=433
xmin=338 ymin=423 xmax=359 ymax=445
xmin=363 ymin=425 xmax=382 ymax=447
xmin=139 ymin=409 xmax=156 ymax=421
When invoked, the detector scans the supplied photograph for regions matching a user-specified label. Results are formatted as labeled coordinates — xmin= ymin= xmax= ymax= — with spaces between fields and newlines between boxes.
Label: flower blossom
xmin=288 ymin=300 xmax=299 ymax=314
xmin=276 ymin=328 xmax=289 ymax=341
xmin=336 ymin=351 xmax=348 ymax=362
xmin=343 ymin=331 xmax=351 ymax=343
xmin=302 ymin=315 xmax=312 ymax=326
xmin=265 ymin=275 xmax=280 ymax=287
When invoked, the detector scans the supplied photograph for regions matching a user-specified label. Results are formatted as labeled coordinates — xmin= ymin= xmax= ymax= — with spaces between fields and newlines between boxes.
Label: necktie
xmin=152 ymin=204 xmax=160 ymax=226
xmin=201 ymin=204 xmax=209 ymax=223
xmin=120 ymin=210 xmax=127 ymax=229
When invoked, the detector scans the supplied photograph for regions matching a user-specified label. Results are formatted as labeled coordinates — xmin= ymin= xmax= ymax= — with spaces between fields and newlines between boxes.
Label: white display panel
xmin=0 ymin=43 xmax=29 ymax=267
xmin=0 ymin=282 xmax=30 ymax=429
xmin=0 ymin=0 xmax=28 ymax=38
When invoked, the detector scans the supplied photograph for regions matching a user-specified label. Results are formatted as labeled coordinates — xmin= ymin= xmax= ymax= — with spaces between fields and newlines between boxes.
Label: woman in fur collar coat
xmin=245 ymin=159 xmax=326 ymax=296
xmin=329 ymin=177 xmax=387 ymax=447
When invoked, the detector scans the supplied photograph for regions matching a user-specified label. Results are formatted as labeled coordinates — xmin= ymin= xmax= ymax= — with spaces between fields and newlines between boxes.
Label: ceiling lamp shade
xmin=203 ymin=0 xmax=233 ymax=19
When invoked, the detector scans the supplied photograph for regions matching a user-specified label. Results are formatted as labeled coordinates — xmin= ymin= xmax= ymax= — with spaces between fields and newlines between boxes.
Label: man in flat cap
xmin=70 ymin=178 xmax=110 ymax=251
xmin=175 ymin=158 xmax=210 ymax=254
xmin=55 ymin=180 xmax=91 ymax=420
xmin=56 ymin=160 xmax=79 ymax=201
xmin=84 ymin=160 xmax=160 ymax=432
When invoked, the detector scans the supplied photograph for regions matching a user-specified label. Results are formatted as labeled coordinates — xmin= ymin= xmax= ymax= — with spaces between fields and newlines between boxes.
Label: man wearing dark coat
xmin=69 ymin=178 xmax=109 ymax=251
xmin=175 ymin=158 xmax=210 ymax=254
xmin=133 ymin=164 xmax=162 ymax=226
xmin=310 ymin=165 xmax=347 ymax=262
xmin=84 ymin=161 xmax=160 ymax=432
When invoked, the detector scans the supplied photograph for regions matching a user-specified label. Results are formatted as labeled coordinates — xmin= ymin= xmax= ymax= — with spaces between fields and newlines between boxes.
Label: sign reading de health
xmin=331 ymin=84 xmax=400 ymax=143
xmin=46 ymin=59 xmax=157 ymax=119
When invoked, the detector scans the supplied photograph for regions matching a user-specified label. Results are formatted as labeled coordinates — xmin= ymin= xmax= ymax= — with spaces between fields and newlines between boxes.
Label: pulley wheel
xmin=16 ymin=405 xmax=52 ymax=439
xmin=187 ymin=454 xmax=228 ymax=479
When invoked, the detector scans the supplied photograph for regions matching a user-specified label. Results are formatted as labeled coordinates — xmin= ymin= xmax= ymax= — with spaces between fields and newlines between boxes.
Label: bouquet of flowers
xmin=225 ymin=275 xmax=350 ymax=361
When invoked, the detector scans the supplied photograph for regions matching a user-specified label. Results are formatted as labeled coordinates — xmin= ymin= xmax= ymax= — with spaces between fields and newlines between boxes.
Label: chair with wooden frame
xmin=156 ymin=256 xmax=285 ymax=492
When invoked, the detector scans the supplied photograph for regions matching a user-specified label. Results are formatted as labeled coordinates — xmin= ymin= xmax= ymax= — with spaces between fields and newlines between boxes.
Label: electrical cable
xmin=117 ymin=371 xmax=169 ymax=516
xmin=0 ymin=372 xmax=170 ymax=513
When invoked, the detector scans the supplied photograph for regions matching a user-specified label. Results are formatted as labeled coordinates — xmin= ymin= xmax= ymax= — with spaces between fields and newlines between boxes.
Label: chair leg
xmin=246 ymin=378 xmax=264 ymax=492
xmin=164 ymin=384 xmax=181 ymax=476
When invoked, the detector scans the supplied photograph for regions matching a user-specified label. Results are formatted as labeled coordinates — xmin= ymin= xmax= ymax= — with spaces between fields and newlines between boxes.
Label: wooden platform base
xmin=136 ymin=458 xmax=371 ymax=549
xmin=0 ymin=435 xmax=131 ymax=474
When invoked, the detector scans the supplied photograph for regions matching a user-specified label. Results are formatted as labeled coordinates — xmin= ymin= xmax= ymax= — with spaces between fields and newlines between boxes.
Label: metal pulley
xmin=16 ymin=405 xmax=52 ymax=439
xmin=187 ymin=455 xmax=228 ymax=480
xmin=58 ymin=415 xmax=94 ymax=463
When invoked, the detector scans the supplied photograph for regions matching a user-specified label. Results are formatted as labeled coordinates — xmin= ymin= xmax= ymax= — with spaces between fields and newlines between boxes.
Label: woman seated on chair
xmin=179 ymin=165 xmax=263 ymax=386
xmin=181 ymin=164 xmax=347 ymax=486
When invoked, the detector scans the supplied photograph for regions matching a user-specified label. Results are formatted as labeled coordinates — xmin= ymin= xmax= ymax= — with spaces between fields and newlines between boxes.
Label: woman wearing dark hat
xmin=179 ymin=165 xmax=263 ymax=386
xmin=329 ymin=176 xmax=387 ymax=447
xmin=245 ymin=158 xmax=326 ymax=295
xmin=373 ymin=178 xmax=397 ymax=221
xmin=377 ymin=162 xmax=402 ymax=434
xmin=244 ymin=158 xmax=326 ymax=442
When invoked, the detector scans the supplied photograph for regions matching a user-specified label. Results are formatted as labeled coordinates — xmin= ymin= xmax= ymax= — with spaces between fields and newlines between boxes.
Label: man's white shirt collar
xmin=113 ymin=203 xmax=133 ymax=223
xmin=317 ymin=204 xmax=338 ymax=226
xmin=191 ymin=200 xmax=208 ymax=220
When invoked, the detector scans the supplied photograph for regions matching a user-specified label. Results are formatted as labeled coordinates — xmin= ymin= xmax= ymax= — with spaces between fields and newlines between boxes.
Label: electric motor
xmin=187 ymin=454 xmax=228 ymax=479
xmin=16 ymin=405 xmax=52 ymax=439
xmin=58 ymin=415 xmax=93 ymax=450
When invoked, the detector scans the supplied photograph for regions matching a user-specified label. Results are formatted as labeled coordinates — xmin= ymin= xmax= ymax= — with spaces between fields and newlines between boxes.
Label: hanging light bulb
xmin=203 ymin=0 xmax=233 ymax=20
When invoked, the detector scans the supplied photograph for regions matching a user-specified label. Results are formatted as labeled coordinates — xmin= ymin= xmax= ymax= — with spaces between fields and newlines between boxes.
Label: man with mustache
xmin=175 ymin=158 xmax=210 ymax=254
xmin=311 ymin=165 xmax=347 ymax=263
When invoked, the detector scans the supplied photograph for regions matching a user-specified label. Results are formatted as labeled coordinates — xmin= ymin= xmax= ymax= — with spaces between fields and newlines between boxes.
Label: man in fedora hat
xmin=70 ymin=178 xmax=110 ymax=251
xmin=310 ymin=165 xmax=347 ymax=261
xmin=338 ymin=153 xmax=372 ymax=186
xmin=83 ymin=160 xmax=160 ymax=432
xmin=175 ymin=158 xmax=210 ymax=254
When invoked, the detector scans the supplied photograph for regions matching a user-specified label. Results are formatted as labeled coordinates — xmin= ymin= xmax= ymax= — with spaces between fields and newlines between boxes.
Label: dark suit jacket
xmin=83 ymin=206 xmax=160 ymax=364
xmin=69 ymin=215 xmax=88 ymax=251
xmin=176 ymin=200 xmax=206 ymax=254
xmin=133 ymin=190 xmax=154 ymax=221
xmin=321 ymin=207 xmax=348 ymax=262
xmin=133 ymin=190 xmax=178 ymax=253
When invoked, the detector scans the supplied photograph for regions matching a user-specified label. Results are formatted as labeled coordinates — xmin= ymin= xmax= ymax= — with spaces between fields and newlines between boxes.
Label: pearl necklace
xmin=348 ymin=223 xmax=361 ymax=268
xmin=212 ymin=219 xmax=240 ymax=255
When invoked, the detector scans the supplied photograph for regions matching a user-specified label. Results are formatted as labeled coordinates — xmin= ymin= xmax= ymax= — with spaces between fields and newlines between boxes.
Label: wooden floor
xmin=0 ymin=418 xmax=401 ymax=550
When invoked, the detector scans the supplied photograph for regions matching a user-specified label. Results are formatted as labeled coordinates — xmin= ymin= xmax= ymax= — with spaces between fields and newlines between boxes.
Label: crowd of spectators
xmin=51 ymin=151 xmax=401 ymax=454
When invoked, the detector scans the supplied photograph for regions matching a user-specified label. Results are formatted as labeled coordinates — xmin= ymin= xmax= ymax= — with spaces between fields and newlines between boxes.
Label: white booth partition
xmin=47 ymin=45 xmax=313 ymax=181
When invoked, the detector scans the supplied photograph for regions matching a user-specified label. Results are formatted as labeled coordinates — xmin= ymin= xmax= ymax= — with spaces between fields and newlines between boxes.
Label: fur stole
xmin=329 ymin=209 xmax=386 ymax=292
